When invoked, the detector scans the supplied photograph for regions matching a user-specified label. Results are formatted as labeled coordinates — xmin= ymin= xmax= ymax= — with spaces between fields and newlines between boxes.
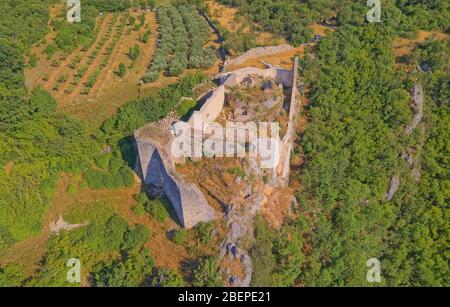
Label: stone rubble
xmin=49 ymin=215 xmax=89 ymax=235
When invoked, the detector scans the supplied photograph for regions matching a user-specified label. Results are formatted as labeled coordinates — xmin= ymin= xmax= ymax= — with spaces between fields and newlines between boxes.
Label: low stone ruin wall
xmin=225 ymin=44 xmax=294 ymax=68
xmin=274 ymin=57 xmax=299 ymax=186
xmin=187 ymin=85 xmax=225 ymax=128
xmin=219 ymin=66 xmax=293 ymax=88
xmin=200 ymin=10 xmax=227 ymax=68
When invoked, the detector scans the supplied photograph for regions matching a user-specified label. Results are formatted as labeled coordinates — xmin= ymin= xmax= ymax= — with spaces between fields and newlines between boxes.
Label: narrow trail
xmin=214 ymin=159 xmax=271 ymax=287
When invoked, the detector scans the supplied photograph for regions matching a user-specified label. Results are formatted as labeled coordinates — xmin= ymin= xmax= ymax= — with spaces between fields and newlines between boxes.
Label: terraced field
xmin=25 ymin=5 xmax=221 ymax=130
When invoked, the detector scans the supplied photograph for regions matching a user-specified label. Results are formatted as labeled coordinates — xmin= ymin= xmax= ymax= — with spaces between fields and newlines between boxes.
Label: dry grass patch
xmin=206 ymin=0 xmax=285 ymax=47
xmin=393 ymin=30 xmax=448 ymax=58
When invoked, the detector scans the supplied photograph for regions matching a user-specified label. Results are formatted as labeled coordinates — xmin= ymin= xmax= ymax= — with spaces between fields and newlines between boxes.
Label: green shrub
xmin=118 ymin=167 xmax=135 ymax=187
xmin=128 ymin=44 xmax=141 ymax=62
xmin=117 ymin=63 xmax=126 ymax=77
xmin=151 ymin=268 xmax=184 ymax=287
xmin=121 ymin=225 xmax=150 ymax=251
xmin=128 ymin=16 xmax=136 ymax=26
xmin=192 ymin=256 xmax=223 ymax=287
xmin=171 ymin=229 xmax=187 ymax=245
xmin=136 ymin=192 xmax=149 ymax=204
xmin=0 ymin=264 xmax=26 ymax=287
xmin=194 ymin=222 xmax=214 ymax=244
xmin=139 ymin=30 xmax=151 ymax=43
xmin=133 ymin=202 xmax=146 ymax=217
xmin=84 ymin=169 xmax=106 ymax=189
xmin=227 ymin=167 xmax=245 ymax=178
xmin=92 ymin=250 xmax=154 ymax=287
xmin=96 ymin=154 xmax=112 ymax=170
xmin=29 ymin=53 xmax=37 ymax=68
xmin=176 ymin=98 xmax=197 ymax=118
xmin=145 ymin=198 xmax=170 ymax=223
xmin=44 ymin=44 xmax=56 ymax=58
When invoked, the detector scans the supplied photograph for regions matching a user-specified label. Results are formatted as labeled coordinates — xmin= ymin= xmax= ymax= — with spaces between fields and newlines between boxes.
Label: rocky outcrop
xmin=386 ymin=84 xmax=425 ymax=200
xmin=385 ymin=175 xmax=400 ymax=201
xmin=402 ymin=84 xmax=425 ymax=182
xmin=49 ymin=216 xmax=89 ymax=235
xmin=405 ymin=84 xmax=424 ymax=135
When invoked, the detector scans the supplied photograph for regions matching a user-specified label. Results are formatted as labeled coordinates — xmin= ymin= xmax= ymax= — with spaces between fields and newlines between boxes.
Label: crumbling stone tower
xmin=135 ymin=129 xmax=216 ymax=229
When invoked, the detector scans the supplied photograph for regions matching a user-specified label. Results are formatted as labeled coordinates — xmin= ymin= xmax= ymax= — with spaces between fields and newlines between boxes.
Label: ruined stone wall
xmin=187 ymin=85 xmax=225 ymax=127
xmin=275 ymin=57 xmax=299 ymax=186
xmin=135 ymin=57 xmax=299 ymax=230
xmin=225 ymin=44 xmax=294 ymax=69
xmin=200 ymin=10 xmax=227 ymax=70
xmin=135 ymin=132 xmax=216 ymax=229
xmin=185 ymin=59 xmax=298 ymax=186
xmin=220 ymin=67 xmax=293 ymax=88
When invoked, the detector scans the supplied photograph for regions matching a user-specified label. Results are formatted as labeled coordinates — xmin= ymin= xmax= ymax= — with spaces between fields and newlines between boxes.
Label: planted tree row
xmin=166 ymin=6 xmax=189 ymax=76
xmin=143 ymin=7 xmax=172 ymax=82
xmin=81 ymin=14 xmax=128 ymax=95
xmin=49 ymin=15 xmax=117 ymax=93
xmin=143 ymin=6 xmax=217 ymax=83
xmin=178 ymin=5 xmax=216 ymax=69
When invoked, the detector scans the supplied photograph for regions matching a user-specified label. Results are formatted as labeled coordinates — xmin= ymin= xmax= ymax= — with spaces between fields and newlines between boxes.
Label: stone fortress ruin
xmin=135 ymin=127 xmax=216 ymax=229
xmin=135 ymin=45 xmax=299 ymax=234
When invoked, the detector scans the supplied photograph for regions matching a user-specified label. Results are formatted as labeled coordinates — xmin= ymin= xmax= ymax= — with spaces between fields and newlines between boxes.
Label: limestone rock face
xmin=385 ymin=175 xmax=400 ymax=201
xmin=405 ymin=84 xmax=424 ymax=135
xmin=49 ymin=216 xmax=88 ymax=234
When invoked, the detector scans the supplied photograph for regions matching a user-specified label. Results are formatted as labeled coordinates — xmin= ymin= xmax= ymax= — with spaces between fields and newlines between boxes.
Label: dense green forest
xmin=297 ymin=26 xmax=448 ymax=286
xmin=234 ymin=0 xmax=449 ymax=286
xmin=218 ymin=0 xmax=449 ymax=44
xmin=0 ymin=0 xmax=96 ymax=242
